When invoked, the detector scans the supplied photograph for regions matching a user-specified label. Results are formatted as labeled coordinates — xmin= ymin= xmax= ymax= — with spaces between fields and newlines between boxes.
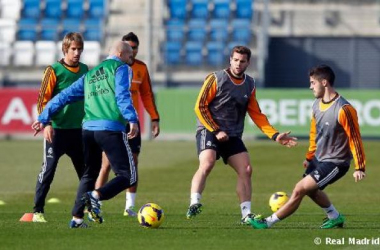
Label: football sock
xmin=73 ymin=217 xmax=84 ymax=224
xmin=240 ymin=201 xmax=251 ymax=218
xmin=190 ymin=193 xmax=201 ymax=206
xmin=323 ymin=204 xmax=339 ymax=219
xmin=265 ymin=214 xmax=280 ymax=227
xmin=91 ymin=191 xmax=100 ymax=199
xmin=126 ymin=192 xmax=136 ymax=209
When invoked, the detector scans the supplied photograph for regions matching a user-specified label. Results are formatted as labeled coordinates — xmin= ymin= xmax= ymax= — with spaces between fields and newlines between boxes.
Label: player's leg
xmin=250 ymin=175 xmax=318 ymax=229
xmin=33 ymin=129 xmax=64 ymax=222
xmin=227 ymin=151 xmax=255 ymax=223
xmin=66 ymin=128 xmax=85 ymax=179
xmin=124 ymin=129 xmax=141 ymax=216
xmin=71 ymin=130 xmax=103 ymax=226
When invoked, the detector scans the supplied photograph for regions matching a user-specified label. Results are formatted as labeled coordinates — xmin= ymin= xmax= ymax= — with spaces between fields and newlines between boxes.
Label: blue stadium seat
xmin=185 ymin=41 xmax=203 ymax=66
xmin=21 ymin=0 xmax=40 ymax=19
xmin=66 ymin=0 xmax=84 ymax=18
xmin=213 ymin=0 xmax=230 ymax=19
xmin=167 ymin=0 xmax=187 ymax=19
xmin=40 ymin=19 xmax=60 ymax=41
xmin=236 ymin=0 xmax=253 ymax=19
xmin=61 ymin=19 xmax=82 ymax=39
xmin=166 ymin=19 xmax=185 ymax=42
xmin=209 ymin=19 xmax=228 ymax=42
xmin=44 ymin=0 xmax=62 ymax=19
xmin=83 ymin=19 xmax=104 ymax=41
xmin=207 ymin=41 xmax=225 ymax=66
xmin=231 ymin=19 xmax=252 ymax=43
xmin=187 ymin=19 xmax=207 ymax=42
xmin=88 ymin=0 xmax=107 ymax=18
xmin=17 ymin=18 xmax=38 ymax=41
xmin=164 ymin=41 xmax=182 ymax=65
xmin=190 ymin=0 xmax=209 ymax=19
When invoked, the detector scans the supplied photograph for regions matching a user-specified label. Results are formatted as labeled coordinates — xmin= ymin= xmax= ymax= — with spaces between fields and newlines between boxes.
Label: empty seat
xmin=167 ymin=0 xmax=187 ymax=19
xmin=17 ymin=18 xmax=38 ymax=41
xmin=209 ymin=19 xmax=228 ymax=42
xmin=13 ymin=41 xmax=34 ymax=66
xmin=66 ymin=0 xmax=84 ymax=18
xmin=191 ymin=0 xmax=209 ymax=19
xmin=164 ymin=41 xmax=182 ymax=65
xmin=185 ymin=41 xmax=203 ymax=66
xmin=236 ymin=0 xmax=253 ymax=19
xmin=0 ymin=42 xmax=12 ymax=66
xmin=166 ymin=19 xmax=185 ymax=42
xmin=88 ymin=0 xmax=107 ymax=18
xmin=56 ymin=41 xmax=64 ymax=58
xmin=35 ymin=41 xmax=56 ymax=66
xmin=187 ymin=19 xmax=207 ymax=42
xmin=213 ymin=0 xmax=230 ymax=19
xmin=44 ymin=0 xmax=62 ymax=19
xmin=207 ymin=41 xmax=225 ymax=66
xmin=0 ymin=0 xmax=22 ymax=20
xmin=231 ymin=19 xmax=252 ymax=43
xmin=0 ymin=19 xmax=17 ymax=43
xmin=21 ymin=0 xmax=40 ymax=19
xmin=81 ymin=41 xmax=101 ymax=67
xmin=83 ymin=18 xmax=104 ymax=41
xmin=61 ymin=18 xmax=82 ymax=39
xmin=40 ymin=18 xmax=60 ymax=41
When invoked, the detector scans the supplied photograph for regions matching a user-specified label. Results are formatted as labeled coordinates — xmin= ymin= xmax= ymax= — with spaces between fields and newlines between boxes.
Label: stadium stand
xmin=88 ymin=0 xmax=108 ymax=18
xmin=21 ymin=0 xmax=40 ymax=19
xmin=166 ymin=19 xmax=185 ymax=42
xmin=13 ymin=41 xmax=34 ymax=66
xmin=190 ymin=0 xmax=209 ymax=19
xmin=0 ymin=41 xmax=12 ymax=66
xmin=206 ymin=41 xmax=225 ymax=66
xmin=66 ymin=0 xmax=85 ymax=18
xmin=185 ymin=41 xmax=203 ymax=65
xmin=209 ymin=19 xmax=229 ymax=42
xmin=187 ymin=19 xmax=207 ymax=42
xmin=0 ymin=19 xmax=16 ymax=42
xmin=35 ymin=41 xmax=56 ymax=66
xmin=231 ymin=19 xmax=252 ymax=44
xmin=40 ymin=18 xmax=60 ymax=41
xmin=167 ymin=0 xmax=187 ymax=19
xmin=212 ymin=0 xmax=231 ymax=19
xmin=83 ymin=18 xmax=104 ymax=41
xmin=236 ymin=0 xmax=253 ymax=19
xmin=81 ymin=41 xmax=101 ymax=67
xmin=0 ymin=0 xmax=21 ymax=20
xmin=17 ymin=18 xmax=38 ymax=42
xmin=61 ymin=18 xmax=82 ymax=39
xmin=44 ymin=0 xmax=63 ymax=19
xmin=164 ymin=41 xmax=182 ymax=65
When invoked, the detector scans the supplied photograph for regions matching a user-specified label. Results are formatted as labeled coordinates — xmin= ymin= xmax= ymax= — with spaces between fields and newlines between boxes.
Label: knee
xmin=199 ymin=161 xmax=215 ymax=176
xmin=292 ymin=184 xmax=307 ymax=200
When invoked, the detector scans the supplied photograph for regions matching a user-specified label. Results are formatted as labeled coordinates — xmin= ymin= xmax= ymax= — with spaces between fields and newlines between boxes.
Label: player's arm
xmin=194 ymin=74 xmax=219 ymax=132
xmin=247 ymin=89 xmax=279 ymax=139
xmin=305 ymin=114 xmax=317 ymax=161
xmin=338 ymin=105 xmax=366 ymax=172
xmin=37 ymin=66 xmax=57 ymax=114
xmin=139 ymin=68 xmax=160 ymax=121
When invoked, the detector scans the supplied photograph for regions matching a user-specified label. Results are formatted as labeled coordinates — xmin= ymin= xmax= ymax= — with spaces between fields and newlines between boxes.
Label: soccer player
xmin=186 ymin=45 xmax=298 ymax=224
xmin=32 ymin=41 xmax=139 ymax=228
xmin=250 ymin=64 xmax=366 ymax=229
xmin=32 ymin=32 xmax=88 ymax=223
xmin=95 ymin=32 xmax=160 ymax=217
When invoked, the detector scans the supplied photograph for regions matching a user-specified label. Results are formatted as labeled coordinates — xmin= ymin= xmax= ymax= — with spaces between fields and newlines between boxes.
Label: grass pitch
xmin=0 ymin=139 xmax=379 ymax=250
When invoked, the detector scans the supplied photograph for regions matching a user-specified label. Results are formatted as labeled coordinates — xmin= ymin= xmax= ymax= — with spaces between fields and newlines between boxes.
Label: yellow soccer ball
xmin=137 ymin=203 xmax=165 ymax=228
xmin=269 ymin=192 xmax=289 ymax=212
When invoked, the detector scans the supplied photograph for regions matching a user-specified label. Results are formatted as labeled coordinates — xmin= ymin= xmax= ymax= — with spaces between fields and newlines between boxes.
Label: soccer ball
xmin=137 ymin=203 xmax=165 ymax=228
xmin=269 ymin=192 xmax=289 ymax=212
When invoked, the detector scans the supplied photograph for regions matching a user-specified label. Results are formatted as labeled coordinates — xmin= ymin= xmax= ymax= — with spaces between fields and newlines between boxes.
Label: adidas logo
xmin=89 ymin=67 xmax=108 ymax=84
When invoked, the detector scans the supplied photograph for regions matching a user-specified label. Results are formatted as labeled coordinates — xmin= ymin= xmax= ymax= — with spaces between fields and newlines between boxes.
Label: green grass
xmin=0 ymin=139 xmax=379 ymax=250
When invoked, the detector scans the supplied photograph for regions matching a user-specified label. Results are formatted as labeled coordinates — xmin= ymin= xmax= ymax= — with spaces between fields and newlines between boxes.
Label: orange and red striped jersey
xmin=129 ymin=59 xmax=159 ymax=121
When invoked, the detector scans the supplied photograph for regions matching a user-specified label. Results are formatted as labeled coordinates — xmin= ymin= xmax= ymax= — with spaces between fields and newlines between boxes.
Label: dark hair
xmin=122 ymin=32 xmax=139 ymax=46
xmin=230 ymin=46 xmax=251 ymax=61
xmin=309 ymin=64 xmax=335 ymax=86
xmin=62 ymin=32 xmax=83 ymax=54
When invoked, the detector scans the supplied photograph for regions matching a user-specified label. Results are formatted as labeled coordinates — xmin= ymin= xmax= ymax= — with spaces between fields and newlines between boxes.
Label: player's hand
xmin=128 ymin=122 xmax=139 ymax=139
xmin=303 ymin=160 xmax=310 ymax=169
xmin=276 ymin=131 xmax=298 ymax=148
xmin=353 ymin=170 xmax=366 ymax=182
xmin=151 ymin=121 xmax=160 ymax=138
xmin=215 ymin=131 xmax=229 ymax=142
xmin=43 ymin=125 xmax=54 ymax=143
xmin=31 ymin=120 xmax=44 ymax=136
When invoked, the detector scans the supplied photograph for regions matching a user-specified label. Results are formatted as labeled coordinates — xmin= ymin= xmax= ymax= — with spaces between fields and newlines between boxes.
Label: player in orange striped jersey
xmin=186 ymin=46 xmax=298 ymax=224
xmin=95 ymin=32 xmax=160 ymax=216
xmin=250 ymin=65 xmax=366 ymax=229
